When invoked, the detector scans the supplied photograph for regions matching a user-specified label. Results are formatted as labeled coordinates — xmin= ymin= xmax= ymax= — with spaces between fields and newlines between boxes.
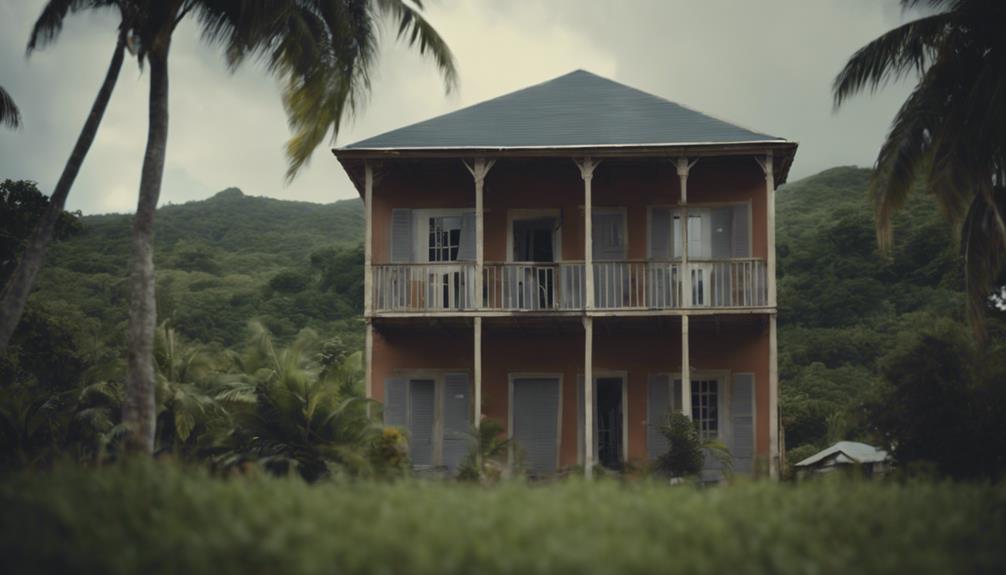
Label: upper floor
xmin=333 ymin=71 xmax=797 ymax=318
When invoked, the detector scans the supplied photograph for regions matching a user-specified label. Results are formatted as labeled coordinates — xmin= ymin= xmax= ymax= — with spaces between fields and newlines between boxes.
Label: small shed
xmin=794 ymin=441 xmax=891 ymax=478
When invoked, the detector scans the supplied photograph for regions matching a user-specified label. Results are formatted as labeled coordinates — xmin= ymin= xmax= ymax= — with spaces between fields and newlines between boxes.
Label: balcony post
xmin=474 ymin=316 xmax=482 ymax=429
xmin=576 ymin=158 xmax=599 ymax=310
xmin=464 ymin=159 xmax=494 ymax=310
xmin=676 ymin=158 xmax=695 ymax=418
xmin=364 ymin=162 xmax=374 ymax=402
xmin=759 ymin=152 xmax=776 ymax=307
xmin=583 ymin=315 xmax=594 ymax=478
xmin=757 ymin=152 xmax=780 ymax=478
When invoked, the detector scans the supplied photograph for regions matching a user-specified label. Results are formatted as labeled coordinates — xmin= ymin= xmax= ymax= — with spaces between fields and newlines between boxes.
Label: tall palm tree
xmin=833 ymin=0 xmax=1006 ymax=336
xmin=0 ymin=0 xmax=130 ymax=353
xmin=0 ymin=86 xmax=21 ymax=129
xmin=118 ymin=0 xmax=455 ymax=453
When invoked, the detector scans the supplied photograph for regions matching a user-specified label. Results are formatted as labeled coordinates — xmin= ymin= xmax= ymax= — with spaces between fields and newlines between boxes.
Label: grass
xmin=1 ymin=461 xmax=1004 ymax=574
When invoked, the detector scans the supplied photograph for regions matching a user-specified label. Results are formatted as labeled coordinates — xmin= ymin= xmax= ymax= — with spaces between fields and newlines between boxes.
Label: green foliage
xmin=457 ymin=418 xmax=510 ymax=483
xmin=2 ymin=462 xmax=1006 ymax=575
xmin=655 ymin=412 xmax=705 ymax=478
xmin=0 ymin=179 xmax=82 ymax=287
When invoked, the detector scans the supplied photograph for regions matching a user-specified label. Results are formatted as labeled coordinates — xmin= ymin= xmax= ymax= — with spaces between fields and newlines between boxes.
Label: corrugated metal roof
xmin=794 ymin=441 xmax=890 ymax=467
xmin=343 ymin=70 xmax=785 ymax=150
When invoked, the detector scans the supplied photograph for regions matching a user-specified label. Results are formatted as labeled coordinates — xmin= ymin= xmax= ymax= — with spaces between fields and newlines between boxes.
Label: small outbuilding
xmin=793 ymin=441 xmax=891 ymax=478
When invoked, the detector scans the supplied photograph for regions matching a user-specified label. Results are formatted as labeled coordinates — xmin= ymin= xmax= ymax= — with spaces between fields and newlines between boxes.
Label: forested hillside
xmin=31 ymin=188 xmax=364 ymax=369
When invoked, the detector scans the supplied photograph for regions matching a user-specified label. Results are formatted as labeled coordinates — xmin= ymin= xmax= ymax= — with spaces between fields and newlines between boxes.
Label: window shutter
xmin=731 ymin=203 xmax=750 ymax=257
xmin=730 ymin=374 xmax=755 ymax=474
xmin=649 ymin=208 xmax=672 ymax=260
xmin=592 ymin=211 xmax=625 ymax=261
xmin=647 ymin=374 xmax=670 ymax=460
xmin=408 ymin=379 xmax=436 ymax=466
xmin=442 ymin=373 xmax=472 ymax=471
xmin=457 ymin=212 xmax=476 ymax=261
xmin=390 ymin=209 xmax=414 ymax=263
xmin=383 ymin=378 xmax=408 ymax=428
xmin=512 ymin=378 xmax=560 ymax=475
xmin=711 ymin=207 xmax=732 ymax=259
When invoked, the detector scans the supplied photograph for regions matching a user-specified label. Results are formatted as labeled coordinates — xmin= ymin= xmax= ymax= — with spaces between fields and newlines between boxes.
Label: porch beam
xmin=464 ymin=159 xmax=495 ymax=310
xmin=583 ymin=315 xmax=594 ymax=478
xmin=474 ymin=316 xmax=482 ymax=429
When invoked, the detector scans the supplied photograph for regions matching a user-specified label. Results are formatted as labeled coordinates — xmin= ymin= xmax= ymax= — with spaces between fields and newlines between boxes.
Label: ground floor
xmin=369 ymin=315 xmax=774 ymax=478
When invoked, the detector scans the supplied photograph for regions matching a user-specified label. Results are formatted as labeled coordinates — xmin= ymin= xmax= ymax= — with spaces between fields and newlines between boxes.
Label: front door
xmin=596 ymin=377 xmax=623 ymax=469
xmin=511 ymin=377 xmax=560 ymax=475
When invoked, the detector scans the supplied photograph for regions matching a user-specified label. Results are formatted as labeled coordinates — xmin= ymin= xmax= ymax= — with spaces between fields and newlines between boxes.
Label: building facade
xmin=334 ymin=70 xmax=797 ymax=478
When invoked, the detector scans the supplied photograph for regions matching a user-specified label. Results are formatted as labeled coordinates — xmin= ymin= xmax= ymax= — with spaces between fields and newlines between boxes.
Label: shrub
xmin=654 ymin=411 xmax=704 ymax=478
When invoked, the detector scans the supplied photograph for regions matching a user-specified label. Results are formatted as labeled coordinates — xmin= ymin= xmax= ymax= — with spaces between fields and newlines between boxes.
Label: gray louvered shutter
xmin=730 ymin=374 xmax=755 ymax=475
xmin=443 ymin=373 xmax=472 ymax=471
xmin=384 ymin=378 xmax=407 ymax=428
xmin=649 ymin=208 xmax=672 ymax=260
xmin=731 ymin=203 xmax=750 ymax=257
xmin=592 ymin=212 xmax=625 ymax=261
xmin=647 ymin=374 xmax=670 ymax=460
xmin=408 ymin=379 xmax=435 ymax=466
xmin=457 ymin=212 xmax=476 ymax=261
xmin=390 ymin=209 xmax=414 ymax=263
xmin=512 ymin=378 xmax=559 ymax=475
xmin=711 ymin=207 xmax=732 ymax=258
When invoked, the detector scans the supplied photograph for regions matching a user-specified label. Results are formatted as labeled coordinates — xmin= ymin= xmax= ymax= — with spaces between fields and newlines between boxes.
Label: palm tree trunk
xmin=123 ymin=43 xmax=170 ymax=454
xmin=0 ymin=30 xmax=127 ymax=353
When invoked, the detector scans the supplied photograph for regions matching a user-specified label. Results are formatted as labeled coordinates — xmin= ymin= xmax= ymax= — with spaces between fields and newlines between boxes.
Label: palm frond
xmin=833 ymin=11 xmax=951 ymax=108
xmin=0 ymin=86 xmax=21 ymax=129
xmin=27 ymin=0 xmax=118 ymax=54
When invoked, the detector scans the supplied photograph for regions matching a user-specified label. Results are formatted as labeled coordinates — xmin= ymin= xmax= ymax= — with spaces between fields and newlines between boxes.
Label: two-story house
xmin=333 ymin=70 xmax=797 ymax=478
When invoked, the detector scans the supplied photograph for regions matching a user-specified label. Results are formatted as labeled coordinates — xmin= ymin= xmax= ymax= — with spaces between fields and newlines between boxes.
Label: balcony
xmin=372 ymin=259 xmax=768 ymax=314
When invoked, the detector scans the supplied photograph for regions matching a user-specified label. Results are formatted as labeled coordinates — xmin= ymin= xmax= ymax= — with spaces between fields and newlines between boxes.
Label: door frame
xmin=506 ymin=209 xmax=563 ymax=263
xmin=507 ymin=372 xmax=564 ymax=473
xmin=576 ymin=369 xmax=629 ymax=467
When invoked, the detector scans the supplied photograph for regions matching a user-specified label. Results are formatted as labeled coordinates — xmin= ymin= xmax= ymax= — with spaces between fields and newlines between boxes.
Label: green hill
xmin=34 ymin=188 xmax=364 ymax=350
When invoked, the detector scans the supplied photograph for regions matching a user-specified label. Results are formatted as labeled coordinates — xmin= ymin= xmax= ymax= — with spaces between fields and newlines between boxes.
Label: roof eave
xmin=333 ymin=140 xmax=799 ymax=196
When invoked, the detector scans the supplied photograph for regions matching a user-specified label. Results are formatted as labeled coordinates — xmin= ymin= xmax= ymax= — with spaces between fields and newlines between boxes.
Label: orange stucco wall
xmin=370 ymin=156 xmax=768 ymax=263
xmin=371 ymin=320 xmax=770 ymax=471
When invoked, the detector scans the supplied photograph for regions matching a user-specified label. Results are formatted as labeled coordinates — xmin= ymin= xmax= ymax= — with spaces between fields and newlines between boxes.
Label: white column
xmin=364 ymin=162 xmax=374 ymax=402
xmin=762 ymin=153 xmax=777 ymax=307
xmin=465 ymin=159 xmax=494 ymax=310
xmin=676 ymin=158 xmax=693 ymax=418
xmin=576 ymin=158 xmax=599 ymax=310
xmin=583 ymin=316 xmax=594 ymax=478
xmin=769 ymin=314 xmax=779 ymax=479
xmin=474 ymin=316 xmax=482 ymax=429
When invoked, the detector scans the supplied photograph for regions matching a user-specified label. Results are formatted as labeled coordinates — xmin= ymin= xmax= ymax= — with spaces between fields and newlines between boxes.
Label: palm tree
xmin=833 ymin=0 xmax=1006 ymax=336
xmin=119 ymin=0 xmax=456 ymax=454
xmin=0 ymin=0 xmax=130 ymax=353
xmin=0 ymin=86 xmax=21 ymax=129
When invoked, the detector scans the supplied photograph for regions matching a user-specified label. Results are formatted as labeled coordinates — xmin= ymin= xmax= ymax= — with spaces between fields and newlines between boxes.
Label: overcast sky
xmin=0 ymin=0 xmax=918 ymax=215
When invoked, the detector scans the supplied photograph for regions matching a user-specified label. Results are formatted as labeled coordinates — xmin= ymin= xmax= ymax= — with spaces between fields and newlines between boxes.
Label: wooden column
xmin=757 ymin=153 xmax=779 ymax=478
xmin=465 ymin=159 xmax=494 ymax=310
xmin=583 ymin=316 xmax=594 ymax=478
xmin=474 ymin=316 xmax=482 ymax=429
xmin=576 ymin=158 xmax=599 ymax=310
xmin=676 ymin=158 xmax=694 ymax=418
xmin=364 ymin=162 xmax=374 ymax=401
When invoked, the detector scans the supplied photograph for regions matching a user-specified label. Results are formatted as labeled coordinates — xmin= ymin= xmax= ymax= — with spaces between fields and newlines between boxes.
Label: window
xmin=428 ymin=215 xmax=461 ymax=262
xmin=384 ymin=372 xmax=472 ymax=471
xmin=691 ymin=379 xmax=719 ymax=440
xmin=672 ymin=212 xmax=708 ymax=259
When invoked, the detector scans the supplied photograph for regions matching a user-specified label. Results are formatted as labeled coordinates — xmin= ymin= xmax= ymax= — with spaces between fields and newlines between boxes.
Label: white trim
xmin=336 ymin=139 xmax=794 ymax=152
xmin=506 ymin=208 xmax=563 ymax=263
xmin=413 ymin=208 xmax=468 ymax=263
xmin=660 ymin=369 xmax=731 ymax=440
xmin=507 ymin=372 xmax=565 ymax=473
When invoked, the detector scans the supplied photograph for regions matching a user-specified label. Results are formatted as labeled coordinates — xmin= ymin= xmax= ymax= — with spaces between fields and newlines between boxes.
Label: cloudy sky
xmin=0 ymin=0 xmax=917 ymax=215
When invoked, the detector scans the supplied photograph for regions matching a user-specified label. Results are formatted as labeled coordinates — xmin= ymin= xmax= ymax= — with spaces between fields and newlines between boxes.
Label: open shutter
xmin=384 ymin=378 xmax=408 ymax=428
xmin=649 ymin=208 xmax=672 ymax=260
xmin=711 ymin=207 xmax=732 ymax=258
xmin=731 ymin=203 xmax=750 ymax=257
xmin=730 ymin=374 xmax=755 ymax=474
xmin=408 ymin=379 xmax=436 ymax=466
xmin=647 ymin=374 xmax=670 ymax=460
xmin=390 ymin=209 xmax=414 ymax=263
xmin=457 ymin=212 xmax=476 ymax=261
xmin=443 ymin=373 xmax=472 ymax=471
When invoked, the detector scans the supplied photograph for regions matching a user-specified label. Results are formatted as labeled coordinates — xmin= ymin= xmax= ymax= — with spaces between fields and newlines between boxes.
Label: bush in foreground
xmin=0 ymin=461 xmax=1004 ymax=575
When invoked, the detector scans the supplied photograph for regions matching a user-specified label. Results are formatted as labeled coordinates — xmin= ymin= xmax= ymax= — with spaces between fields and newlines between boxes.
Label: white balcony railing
xmin=372 ymin=259 xmax=767 ymax=313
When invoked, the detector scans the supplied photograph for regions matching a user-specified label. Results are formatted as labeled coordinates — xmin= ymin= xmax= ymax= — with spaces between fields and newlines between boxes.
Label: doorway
xmin=510 ymin=215 xmax=559 ymax=309
xmin=595 ymin=377 xmax=624 ymax=470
